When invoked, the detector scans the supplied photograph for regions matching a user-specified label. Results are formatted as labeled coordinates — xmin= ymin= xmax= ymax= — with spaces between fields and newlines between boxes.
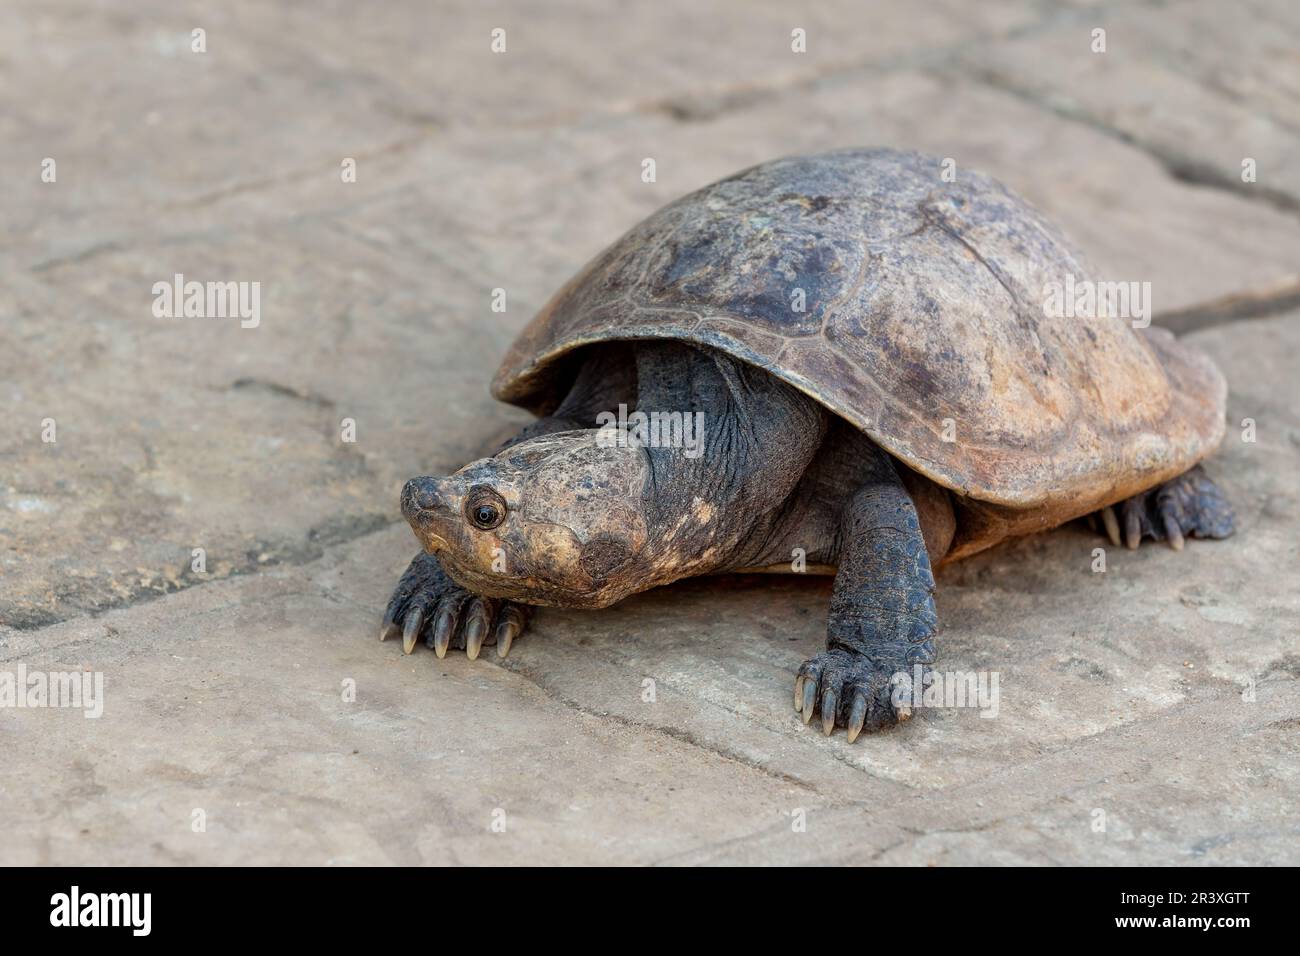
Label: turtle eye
xmin=466 ymin=488 xmax=507 ymax=530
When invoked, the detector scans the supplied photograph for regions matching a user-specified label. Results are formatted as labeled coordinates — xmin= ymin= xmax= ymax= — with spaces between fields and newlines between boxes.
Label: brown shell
xmin=492 ymin=149 xmax=1226 ymax=559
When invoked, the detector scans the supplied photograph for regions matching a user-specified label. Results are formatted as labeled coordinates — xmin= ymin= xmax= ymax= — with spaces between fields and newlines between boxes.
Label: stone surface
xmin=2 ymin=0 xmax=1298 ymax=865
xmin=959 ymin=0 xmax=1300 ymax=213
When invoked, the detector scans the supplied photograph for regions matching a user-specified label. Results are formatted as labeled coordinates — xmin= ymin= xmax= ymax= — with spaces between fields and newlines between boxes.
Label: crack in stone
xmin=164 ymin=134 xmax=427 ymax=212
xmin=30 ymin=240 xmax=124 ymax=274
xmin=228 ymin=376 xmax=336 ymax=409
xmin=1156 ymin=281 xmax=1300 ymax=334
xmin=497 ymin=657 xmax=823 ymax=793
xmin=0 ymin=513 xmax=399 ymax=633
xmin=625 ymin=0 xmax=1171 ymax=126
xmin=959 ymin=64 xmax=1300 ymax=220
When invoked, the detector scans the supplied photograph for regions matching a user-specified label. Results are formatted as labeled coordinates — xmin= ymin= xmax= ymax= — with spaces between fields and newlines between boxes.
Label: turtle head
xmin=400 ymin=431 xmax=654 ymax=608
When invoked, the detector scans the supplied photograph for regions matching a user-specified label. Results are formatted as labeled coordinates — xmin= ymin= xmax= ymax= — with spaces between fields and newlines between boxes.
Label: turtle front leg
xmin=381 ymin=552 xmax=532 ymax=659
xmin=795 ymin=458 xmax=941 ymax=741
xmin=1093 ymin=464 xmax=1235 ymax=551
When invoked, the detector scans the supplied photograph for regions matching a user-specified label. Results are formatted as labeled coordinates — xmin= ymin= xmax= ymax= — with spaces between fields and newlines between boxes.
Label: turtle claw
xmin=382 ymin=552 xmax=533 ymax=662
xmin=401 ymin=608 xmax=424 ymax=655
xmin=1164 ymin=516 xmax=1185 ymax=551
xmin=846 ymin=694 xmax=868 ymax=743
xmin=1124 ymin=505 xmax=1142 ymax=550
xmin=495 ymin=607 xmax=525 ymax=659
xmin=463 ymin=600 xmax=489 ymax=660
xmin=495 ymin=621 xmax=516 ymax=659
xmin=820 ymin=689 xmax=837 ymax=736
xmin=795 ymin=649 xmax=915 ymax=739
xmin=800 ymin=679 xmax=817 ymax=724
xmin=431 ymin=609 xmax=454 ymax=658
xmin=1101 ymin=505 xmax=1122 ymax=548
xmin=1093 ymin=466 xmax=1233 ymax=553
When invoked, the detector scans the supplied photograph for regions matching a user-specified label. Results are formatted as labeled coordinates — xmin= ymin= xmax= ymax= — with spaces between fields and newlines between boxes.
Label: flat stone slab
xmin=958 ymin=0 xmax=1300 ymax=215
xmin=4 ymin=315 xmax=1297 ymax=865
xmin=3 ymin=0 xmax=1299 ymax=865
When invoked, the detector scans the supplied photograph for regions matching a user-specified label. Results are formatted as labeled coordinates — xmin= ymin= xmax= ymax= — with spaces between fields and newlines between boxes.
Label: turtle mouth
xmin=416 ymin=531 xmax=448 ymax=554
xmin=435 ymin=553 xmax=631 ymax=609
xmin=445 ymin=565 xmax=581 ymax=605
xmin=404 ymin=511 xmax=450 ymax=554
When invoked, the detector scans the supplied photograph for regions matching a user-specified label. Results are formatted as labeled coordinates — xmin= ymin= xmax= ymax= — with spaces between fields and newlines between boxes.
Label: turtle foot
xmin=381 ymin=552 xmax=531 ymax=659
xmin=1091 ymin=465 xmax=1235 ymax=551
xmin=794 ymin=649 xmax=923 ymax=742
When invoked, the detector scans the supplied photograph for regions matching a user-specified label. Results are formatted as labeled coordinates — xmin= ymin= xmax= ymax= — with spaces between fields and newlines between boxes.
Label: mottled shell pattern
xmin=494 ymin=149 xmax=1226 ymax=558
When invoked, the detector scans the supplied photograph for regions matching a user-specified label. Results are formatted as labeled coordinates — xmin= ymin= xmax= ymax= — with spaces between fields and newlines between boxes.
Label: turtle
xmin=380 ymin=148 xmax=1234 ymax=740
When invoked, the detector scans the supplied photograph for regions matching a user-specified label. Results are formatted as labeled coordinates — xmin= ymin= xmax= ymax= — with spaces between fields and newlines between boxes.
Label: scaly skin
xmin=796 ymin=448 xmax=940 ymax=740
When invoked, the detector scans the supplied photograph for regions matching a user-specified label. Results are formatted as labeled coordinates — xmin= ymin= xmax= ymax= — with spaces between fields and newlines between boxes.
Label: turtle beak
xmin=400 ymin=476 xmax=455 ymax=552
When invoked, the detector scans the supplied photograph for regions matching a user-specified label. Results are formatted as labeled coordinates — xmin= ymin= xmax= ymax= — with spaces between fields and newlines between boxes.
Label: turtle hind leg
xmin=1095 ymin=465 xmax=1235 ymax=551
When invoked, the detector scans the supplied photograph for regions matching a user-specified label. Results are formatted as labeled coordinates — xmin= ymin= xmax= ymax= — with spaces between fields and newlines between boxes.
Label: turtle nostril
xmin=401 ymin=477 xmax=442 ymax=517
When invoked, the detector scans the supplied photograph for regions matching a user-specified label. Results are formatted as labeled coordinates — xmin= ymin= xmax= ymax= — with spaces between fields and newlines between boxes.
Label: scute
xmin=492 ymin=149 xmax=1226 ymax=558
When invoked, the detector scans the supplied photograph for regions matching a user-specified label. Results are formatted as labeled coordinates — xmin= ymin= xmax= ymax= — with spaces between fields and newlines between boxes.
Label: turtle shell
xmin=492 ymin=149 xmax=1226 ymax=559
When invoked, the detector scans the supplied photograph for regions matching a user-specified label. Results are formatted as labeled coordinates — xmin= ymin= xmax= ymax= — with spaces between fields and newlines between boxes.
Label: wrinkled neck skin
xmin=626 ymin=342 xmax=828 ymax=589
